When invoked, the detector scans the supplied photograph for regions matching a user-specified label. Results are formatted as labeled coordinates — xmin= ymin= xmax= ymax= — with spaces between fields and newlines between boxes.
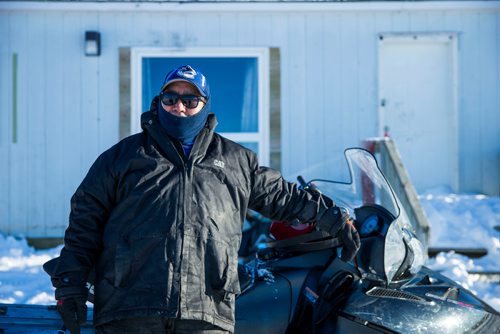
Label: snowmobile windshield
xmin=308 ymin=148 xmax=426 ymax=284
xmin=309 ymin=148 xmax=400 ymax=219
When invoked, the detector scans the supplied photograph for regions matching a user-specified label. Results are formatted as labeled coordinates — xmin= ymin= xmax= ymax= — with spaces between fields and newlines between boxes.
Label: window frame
xmin=130 ymin=47 xmax=270 ymax=166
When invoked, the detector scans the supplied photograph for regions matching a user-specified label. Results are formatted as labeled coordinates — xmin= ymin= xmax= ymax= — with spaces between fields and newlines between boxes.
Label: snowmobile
xmin=234 ymin=148 xmax=500 ymax=333
xmin=1 ymin=148 xmax=498 ymax=333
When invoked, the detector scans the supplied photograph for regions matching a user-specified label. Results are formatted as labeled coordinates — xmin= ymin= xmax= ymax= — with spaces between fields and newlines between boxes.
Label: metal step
xmin=0 ymin=304 xmax=95 ymax=333
xmin=468 ymin=271 xmax=500 ymax=284
xmin=427 ymin=247 xmax=488 ymax=258
xmin=427 ymin=247 xmax=499 ymax=284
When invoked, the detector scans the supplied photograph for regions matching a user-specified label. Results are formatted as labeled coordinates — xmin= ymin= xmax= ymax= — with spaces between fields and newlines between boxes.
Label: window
xmin=131 ymin=48 xmax=270 ymax=165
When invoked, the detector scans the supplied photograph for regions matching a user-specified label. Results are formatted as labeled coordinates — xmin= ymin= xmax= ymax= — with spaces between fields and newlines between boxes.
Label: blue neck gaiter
xmin=158 ymin=101 xmax=210 ymax=146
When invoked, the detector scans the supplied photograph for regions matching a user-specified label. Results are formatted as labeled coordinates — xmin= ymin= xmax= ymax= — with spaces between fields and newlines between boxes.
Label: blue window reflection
xmin=239 ymin=142 xmax=259 ymax=155
xmin=142 ymin=57 xmax=258 ymax=133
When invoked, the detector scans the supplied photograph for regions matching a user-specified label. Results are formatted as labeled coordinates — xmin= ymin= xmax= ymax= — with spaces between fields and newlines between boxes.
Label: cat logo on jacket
xmin=214 ymin=159 xmax=225 ymax=169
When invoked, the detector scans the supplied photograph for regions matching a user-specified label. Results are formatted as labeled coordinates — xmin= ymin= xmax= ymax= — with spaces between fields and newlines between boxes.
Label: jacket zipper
xmin=178 ymin=161 xmax=190 ymax=315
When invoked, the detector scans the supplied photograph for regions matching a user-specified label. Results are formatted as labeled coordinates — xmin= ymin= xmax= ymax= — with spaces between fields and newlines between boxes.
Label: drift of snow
xmin=0 ymin=236 xmax=61 ymax=305
xmin=0 ymin=188 xmax=498 ymax=312
xmin=420 ymin=186 xmax=499 ymax=312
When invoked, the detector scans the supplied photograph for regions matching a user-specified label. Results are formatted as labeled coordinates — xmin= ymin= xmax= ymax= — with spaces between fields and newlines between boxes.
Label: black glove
xmin=57 ymin=296 xmax=87 ymax=334
xmin=316 ymin=207 xmax=361 ymax=261
xmin=338 ymin=217 xmax=361 ymax=261
xmin=51 ymin=270 xmax=89 ymax=334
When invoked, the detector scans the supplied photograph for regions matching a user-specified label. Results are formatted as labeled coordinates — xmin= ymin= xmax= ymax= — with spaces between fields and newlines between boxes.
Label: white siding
xmin=0 ymin=2 xmax=499 ymax=237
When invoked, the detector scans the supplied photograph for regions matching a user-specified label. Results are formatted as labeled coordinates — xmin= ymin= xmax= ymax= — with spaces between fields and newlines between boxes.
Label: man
xmin=50 ymin=65 xmax=360 ymax=334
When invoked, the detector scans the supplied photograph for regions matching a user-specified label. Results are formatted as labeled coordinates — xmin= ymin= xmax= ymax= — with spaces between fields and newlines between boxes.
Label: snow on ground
xmin=420 ymin=186 xmax=500 ymax=312
xmin=0 ymin=235 xmax=60 ymax=305
xmin=0 ymin=188 xmax=498 ymax=312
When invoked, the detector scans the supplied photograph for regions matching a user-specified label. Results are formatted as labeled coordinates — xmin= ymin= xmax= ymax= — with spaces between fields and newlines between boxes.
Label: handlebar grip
xmin=297 ymin=175 xmax=321 ymax=195
xmin=297 ymin=175 xmax=307 ymax=188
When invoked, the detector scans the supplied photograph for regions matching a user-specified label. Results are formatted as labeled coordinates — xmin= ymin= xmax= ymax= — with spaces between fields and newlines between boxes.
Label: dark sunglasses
xmin=160 ymin=92 xmax=206 ymax=109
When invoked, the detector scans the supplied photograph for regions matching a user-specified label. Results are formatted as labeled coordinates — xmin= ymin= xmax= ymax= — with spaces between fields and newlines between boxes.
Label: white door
xmin=378 ymin=34 xmax=458 ymax=193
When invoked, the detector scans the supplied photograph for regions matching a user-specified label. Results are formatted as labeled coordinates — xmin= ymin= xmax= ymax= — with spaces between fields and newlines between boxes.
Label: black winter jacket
xmin=54 ymin=98 xmax=330 ymax=332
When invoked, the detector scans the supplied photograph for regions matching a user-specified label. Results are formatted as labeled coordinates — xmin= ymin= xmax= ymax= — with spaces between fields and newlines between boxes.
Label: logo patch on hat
xmin=177 ymin=65 xmax=197 ymax=80
xmin=162 ymin=64 xmax=209 ymax=99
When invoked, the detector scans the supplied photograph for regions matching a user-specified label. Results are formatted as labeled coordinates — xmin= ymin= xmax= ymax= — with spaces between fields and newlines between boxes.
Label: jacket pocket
xmin=114 ymin=242 xmax=132 ymax=287
xmin=205 ymin=237 xmax=241 ymax=299
xmin=114 ymin=234 xmax=167 ymax=288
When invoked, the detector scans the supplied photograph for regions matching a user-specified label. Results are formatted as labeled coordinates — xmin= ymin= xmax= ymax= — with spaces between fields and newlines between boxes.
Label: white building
xmin=1 ymin=1 xmax=499 ymax=238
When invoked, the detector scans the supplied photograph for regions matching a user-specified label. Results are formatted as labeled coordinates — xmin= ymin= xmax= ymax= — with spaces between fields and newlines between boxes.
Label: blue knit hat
xmin=161 ymin=65 xmax=210 ymax=99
